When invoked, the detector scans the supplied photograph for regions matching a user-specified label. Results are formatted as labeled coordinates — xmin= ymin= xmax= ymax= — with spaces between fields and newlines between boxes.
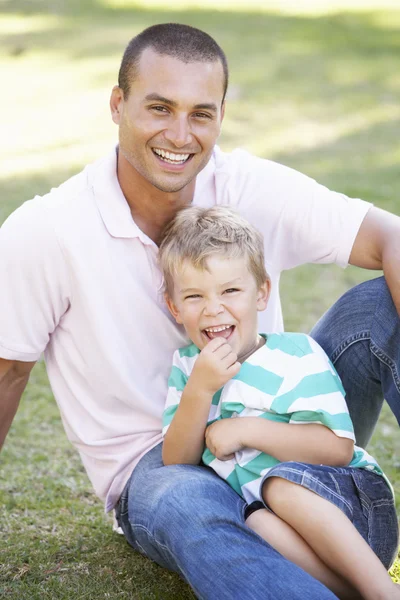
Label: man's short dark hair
xmin=118 ymin=23 xmax=229 ymax=103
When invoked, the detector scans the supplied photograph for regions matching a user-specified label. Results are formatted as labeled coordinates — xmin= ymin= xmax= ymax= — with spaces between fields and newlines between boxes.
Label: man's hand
xmin=205 ymin=418 xmax=247 ymax=461
xmin=189 ymin=338 xmax=241 ymax=396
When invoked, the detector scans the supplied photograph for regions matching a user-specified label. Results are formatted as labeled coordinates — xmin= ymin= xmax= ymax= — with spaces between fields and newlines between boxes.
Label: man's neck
xmin=117 ymin=151 xmax=195 ymax=245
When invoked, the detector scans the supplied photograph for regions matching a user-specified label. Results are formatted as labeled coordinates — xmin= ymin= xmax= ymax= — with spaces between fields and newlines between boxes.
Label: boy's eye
xmin=185 ymin=294 xmax=201 ymax=300
xmin=224 ymin=288 xmax=239 ymax=294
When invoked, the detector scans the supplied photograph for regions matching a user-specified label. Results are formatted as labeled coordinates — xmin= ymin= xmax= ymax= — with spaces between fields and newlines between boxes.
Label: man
xmin=0 ymin=23 xmax=399 ymax=600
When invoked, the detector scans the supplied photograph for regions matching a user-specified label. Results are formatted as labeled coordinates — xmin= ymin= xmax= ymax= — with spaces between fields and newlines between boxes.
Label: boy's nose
xmin=204 ymin=299 xmax=224 ymax=316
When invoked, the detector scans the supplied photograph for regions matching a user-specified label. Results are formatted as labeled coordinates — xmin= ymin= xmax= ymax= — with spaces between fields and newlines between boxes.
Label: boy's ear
xmin=164 ymin=293 xmax=183 ymax=324
xmin=256 ymin=279 xmax=271 ymax=312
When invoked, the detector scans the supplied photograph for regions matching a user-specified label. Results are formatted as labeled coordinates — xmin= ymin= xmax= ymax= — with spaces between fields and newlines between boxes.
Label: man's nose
xmin=164 ymin=116 xmax=193 ymax=148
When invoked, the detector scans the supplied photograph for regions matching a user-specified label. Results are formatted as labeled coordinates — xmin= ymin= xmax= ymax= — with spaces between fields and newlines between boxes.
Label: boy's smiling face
xmin=166 ymin=255 xmax=270 ymax=361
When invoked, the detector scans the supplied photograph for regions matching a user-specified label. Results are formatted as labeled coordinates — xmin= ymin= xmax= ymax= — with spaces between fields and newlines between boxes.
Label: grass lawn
xmin=0 ymin=1 xmax=399 ymax=597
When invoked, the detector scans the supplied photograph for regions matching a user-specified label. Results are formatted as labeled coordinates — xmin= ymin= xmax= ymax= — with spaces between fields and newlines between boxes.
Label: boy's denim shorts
xmin=258 ymin=462 xmax=399 ymax=570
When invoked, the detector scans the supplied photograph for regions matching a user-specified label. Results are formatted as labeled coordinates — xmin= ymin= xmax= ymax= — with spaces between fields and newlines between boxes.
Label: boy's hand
xmin=205 ymin=418 xmax=246 ymax=461
xmin=189 ymin=338 xmax=241 ymax=396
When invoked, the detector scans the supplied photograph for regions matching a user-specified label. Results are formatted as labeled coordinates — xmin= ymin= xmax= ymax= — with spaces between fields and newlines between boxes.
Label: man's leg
xmin=310 ymin=276 xmax=400 ymax=447
xmin=117 ymin=443 xmax=337 ymax=600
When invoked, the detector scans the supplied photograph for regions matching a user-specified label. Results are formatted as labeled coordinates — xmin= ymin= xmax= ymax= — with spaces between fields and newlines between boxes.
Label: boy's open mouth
xmin=203 ymin=325 xmax=235 ymax=340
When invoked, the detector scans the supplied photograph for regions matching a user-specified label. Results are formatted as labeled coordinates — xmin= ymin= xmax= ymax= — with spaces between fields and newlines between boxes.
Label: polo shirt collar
xmin=92 ymin=147 xmax=152 ymax=242
xmin=91 ymin=146 xmax=216 ymax=242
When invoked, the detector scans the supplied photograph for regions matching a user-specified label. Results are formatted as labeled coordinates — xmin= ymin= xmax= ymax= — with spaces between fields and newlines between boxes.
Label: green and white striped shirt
xmin=163 ymin=333 xmax=390 ymax=504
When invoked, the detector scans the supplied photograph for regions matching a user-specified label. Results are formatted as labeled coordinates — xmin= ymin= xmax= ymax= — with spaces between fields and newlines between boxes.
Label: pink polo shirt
xmin=0 ymin=146 xmax=371 ymax=511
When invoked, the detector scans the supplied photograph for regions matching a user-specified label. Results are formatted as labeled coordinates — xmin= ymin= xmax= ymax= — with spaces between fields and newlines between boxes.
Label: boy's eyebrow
xmin=179 ymin=287 xmax=201 ymax=294
xmin=144 ymin=93 xmax=217 ymax=113
xmin=179 ymin=278 xmax=243 ymax=294
xmin=220 ymin=278 xmax=243 ymax=287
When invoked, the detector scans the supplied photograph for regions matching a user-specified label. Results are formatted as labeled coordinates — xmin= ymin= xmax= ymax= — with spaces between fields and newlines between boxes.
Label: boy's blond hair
xmin=159 ymin=206 xmax=268 ymax=296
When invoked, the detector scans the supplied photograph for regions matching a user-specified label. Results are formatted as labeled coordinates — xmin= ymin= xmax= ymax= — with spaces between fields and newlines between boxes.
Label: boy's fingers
xmin=220 ymin=349 xmax=238 ymax=366
xmin=203 ymin=337 xmax=229 ymax=353
xmin=227 ymin=361 xmax=241 ymax=375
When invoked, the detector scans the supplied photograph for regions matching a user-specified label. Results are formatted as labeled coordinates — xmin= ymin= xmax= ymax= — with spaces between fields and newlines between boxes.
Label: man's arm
xmin=349 ymin=206 xmax=400 ymax=314
xmin=0 ymin=358 xmax=35 ymax=451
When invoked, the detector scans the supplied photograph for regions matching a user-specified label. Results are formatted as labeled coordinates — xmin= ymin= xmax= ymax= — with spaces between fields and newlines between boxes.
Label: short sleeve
xmin=162 ymin=349 xmax=189 ymax=436
xmin=0 ymin=199 xmax=71 ymax=361
xmin=270 ymin=336 xmax=355 ymax=441
xmin=220 ymin=150 xmax=372 ymax=271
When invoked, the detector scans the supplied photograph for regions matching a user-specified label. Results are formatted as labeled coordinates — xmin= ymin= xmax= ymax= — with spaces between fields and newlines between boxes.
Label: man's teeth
xmin=204 ymin=325 xmax=232 ymax=333
xmin=153 ymin=148 xmax=190 ymax=164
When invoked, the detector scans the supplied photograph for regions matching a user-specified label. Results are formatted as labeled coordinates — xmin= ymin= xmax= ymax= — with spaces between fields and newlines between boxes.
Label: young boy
xmin=158 ymin=206 xmax=399 ymax=600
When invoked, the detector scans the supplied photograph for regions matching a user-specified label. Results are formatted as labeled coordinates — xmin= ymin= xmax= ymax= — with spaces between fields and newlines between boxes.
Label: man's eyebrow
xmin=144 ymin=94 xmax=217 ymax=113
xmin=145 ymin=93 xmax=178 ymax=107
xmin=193 ymin=103 xmax=218 ymax=113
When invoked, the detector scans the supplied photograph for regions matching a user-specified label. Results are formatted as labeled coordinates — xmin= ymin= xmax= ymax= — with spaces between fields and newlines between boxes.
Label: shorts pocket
xmin=350 ymin=469 xmax=399 ymax=568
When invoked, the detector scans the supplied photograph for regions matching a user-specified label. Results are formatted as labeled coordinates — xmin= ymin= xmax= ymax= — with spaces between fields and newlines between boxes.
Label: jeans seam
xmin=328 ymin=472 xmax=341 ymax=495
xmin=133 ymin=524 xmax=196 ymax=592
xmin=133 ymin=522 xmax=178 ymax=561
xmin=302 ymin=471 xmax=354 ymax=516
xmin=371 ymin=343 xmax=400 ymax=394
xmin=330 ymin=332 xmax=371 ymax=364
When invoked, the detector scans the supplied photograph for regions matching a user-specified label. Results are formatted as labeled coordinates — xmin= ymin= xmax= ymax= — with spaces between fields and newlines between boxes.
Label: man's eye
xmin=193 ymin=112 xmax=211 ymax=119
xmin=151 ymin=105 xmax=168 ymax=113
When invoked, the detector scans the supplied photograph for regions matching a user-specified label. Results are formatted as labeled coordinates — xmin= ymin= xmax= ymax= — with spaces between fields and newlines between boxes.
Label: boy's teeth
xmin=205 ymin=325 xmax=231 ymax=332
xmin=153 ymin=148 xmax=190 ymax=163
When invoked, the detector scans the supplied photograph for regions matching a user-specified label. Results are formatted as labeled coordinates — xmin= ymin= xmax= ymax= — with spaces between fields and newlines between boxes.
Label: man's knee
xmin=129 ymin=463 xmax=243 ymax=536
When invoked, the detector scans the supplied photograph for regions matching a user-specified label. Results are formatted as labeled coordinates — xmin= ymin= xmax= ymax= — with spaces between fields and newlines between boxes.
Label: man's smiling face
xmin=111 ymin=47 xmax=225 ymax=194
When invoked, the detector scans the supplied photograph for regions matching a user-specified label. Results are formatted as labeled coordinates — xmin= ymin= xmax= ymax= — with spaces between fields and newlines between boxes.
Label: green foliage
xmin=0 ymin=1 xmax=399 ymax=597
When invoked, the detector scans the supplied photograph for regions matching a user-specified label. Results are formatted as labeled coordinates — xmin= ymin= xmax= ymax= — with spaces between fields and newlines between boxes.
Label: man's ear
xmin=164 ymin=293 xmax=183 ymax=324
xmin=256 ymin=278 xmax=271 ymax=312
xmin=110 ymin=85 xmax=124 ymax=125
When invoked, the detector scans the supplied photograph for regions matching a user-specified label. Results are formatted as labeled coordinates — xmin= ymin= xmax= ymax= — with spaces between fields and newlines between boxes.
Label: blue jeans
xmin=117 ymin=276 xmax=399 ymax=599
xmin=310 ymin=275 xmax=400 ymax=447
xmin=116 ymin=443 xmax=337 ymax=600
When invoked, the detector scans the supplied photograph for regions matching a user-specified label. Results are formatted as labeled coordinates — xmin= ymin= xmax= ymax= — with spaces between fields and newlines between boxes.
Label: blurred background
xmin=1 ymin=1 xmax=399 ymax=598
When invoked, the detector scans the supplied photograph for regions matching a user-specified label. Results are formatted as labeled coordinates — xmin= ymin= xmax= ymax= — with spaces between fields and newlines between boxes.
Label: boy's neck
xmin=239 ymin=334 xmax=266 ymax=363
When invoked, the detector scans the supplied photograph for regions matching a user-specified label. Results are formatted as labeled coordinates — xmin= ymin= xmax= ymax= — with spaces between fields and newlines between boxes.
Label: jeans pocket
xmin=351 ymin=469 xmax=399 ymax=568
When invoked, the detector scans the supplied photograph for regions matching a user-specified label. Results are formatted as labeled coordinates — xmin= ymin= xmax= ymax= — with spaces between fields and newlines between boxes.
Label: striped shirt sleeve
xmin=270 ymin=336 xmax=355 ymax=441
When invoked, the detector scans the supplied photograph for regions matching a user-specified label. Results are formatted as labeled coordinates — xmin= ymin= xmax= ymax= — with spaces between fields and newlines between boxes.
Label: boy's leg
xmin=246 ymin=508 xmax=361 ymax=600
xmin=261 ymin=466 xmax=399 ymax=600
xmin=116 ymin=443 xmax=338 ymax=600
xmin=310 ymin=276 xmax=400 ymax=448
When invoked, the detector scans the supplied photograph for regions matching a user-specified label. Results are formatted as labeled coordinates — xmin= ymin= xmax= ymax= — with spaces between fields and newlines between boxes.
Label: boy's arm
xmin=244 ymin=419 xmax=353 ymax=465
xmin=206 ymin=336 xmax=354 ymax=466
xmin=162 ymin=382 xmax=215 ymax=465
xmin=205 ymin=418 xmax=353 ymax=466
xmin=162 ymin=338 xmax=240 ymax=466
